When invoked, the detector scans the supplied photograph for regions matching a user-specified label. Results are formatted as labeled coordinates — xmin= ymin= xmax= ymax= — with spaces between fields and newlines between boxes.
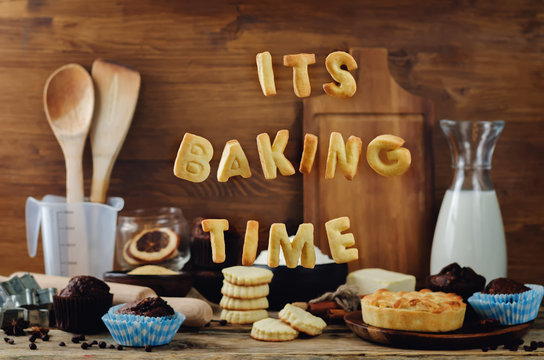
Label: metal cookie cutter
xmin=0 ymin=273 xmax=56 ymax=329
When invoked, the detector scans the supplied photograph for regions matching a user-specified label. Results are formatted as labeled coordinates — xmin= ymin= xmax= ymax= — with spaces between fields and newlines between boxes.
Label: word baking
xmin=201 ymin=217 xmax=358 ymax=268
xmin=173 ymin=131 xmax=411 ymax=183
xmin=257 ymin=51 xmax=357 ymax=99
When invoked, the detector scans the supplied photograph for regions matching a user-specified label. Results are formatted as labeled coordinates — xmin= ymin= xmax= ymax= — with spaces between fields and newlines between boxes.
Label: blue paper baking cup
xmin=468 ymin=284 xmax=543 ymax=325
xmin=102 ymin=304 xmax=185 ymax=347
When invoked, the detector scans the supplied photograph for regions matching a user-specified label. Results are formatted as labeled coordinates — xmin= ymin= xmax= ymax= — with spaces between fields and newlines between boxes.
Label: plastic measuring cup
xmin=25 ymin=195 xmax=124 ymax=278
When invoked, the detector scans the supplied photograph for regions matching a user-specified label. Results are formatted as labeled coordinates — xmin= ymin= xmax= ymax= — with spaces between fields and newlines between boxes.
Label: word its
xmin=173 ymin=131 xmax=411 ymax=183
xmin=201 ymin=217 xmax=358 ymax=267
xmin=257 ymin=51 xmax=358 ymax=99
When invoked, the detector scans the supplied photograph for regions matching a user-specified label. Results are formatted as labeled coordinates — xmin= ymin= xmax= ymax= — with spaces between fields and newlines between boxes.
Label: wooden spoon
xmin=90 ymin=59 xmax=140 ymax=203
xmin=43 ymin=64 xmax=94 ymax=203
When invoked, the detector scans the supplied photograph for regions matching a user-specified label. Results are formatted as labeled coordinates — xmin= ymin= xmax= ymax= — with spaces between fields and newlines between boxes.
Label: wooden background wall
xmin=0 ymin=0 xmax=543 ymax=283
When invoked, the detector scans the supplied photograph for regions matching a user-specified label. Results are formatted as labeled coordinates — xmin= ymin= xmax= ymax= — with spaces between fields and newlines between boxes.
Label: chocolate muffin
xmin=483 ymin=278 xmax=531 ymax=295
xmin=57 ymin=275 xmax=111 ymax=297
xmin=189 ymin=217 xmax=242 ymax=270
xmin=53 ymin=276 xmax=113 ymax=334
xmin=426 ymin=263 xmax=486 ymax=300
xmin=117 ymin=297 xmax=174 ymax=318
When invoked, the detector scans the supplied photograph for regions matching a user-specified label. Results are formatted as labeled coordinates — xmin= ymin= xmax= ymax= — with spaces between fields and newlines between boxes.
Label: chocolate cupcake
xmin=117 ymin=297 xmax=175 ymax=317
xmin=426 ymin=263 xmax=486 ymax=300
xmin=468 ymin=277 xmax=544 ymax=325
xmin=483 ymin=278 xmax=530 ymax=295
xmin=53 ymin=276 xmax=113 ymax=334
xmin=102 ymin=297 xmax=184 ymax=347
xmin=189 ymin=217 xmax=242 ymax=270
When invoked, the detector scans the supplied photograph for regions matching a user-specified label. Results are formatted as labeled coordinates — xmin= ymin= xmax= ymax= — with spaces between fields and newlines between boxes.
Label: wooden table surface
xmin=2 ymin=309 xmax=543 ymax=359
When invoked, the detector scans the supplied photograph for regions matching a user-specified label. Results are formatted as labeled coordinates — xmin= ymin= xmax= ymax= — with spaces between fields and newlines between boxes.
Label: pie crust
xmin=361 ymin=289 xmax=466 ymax=332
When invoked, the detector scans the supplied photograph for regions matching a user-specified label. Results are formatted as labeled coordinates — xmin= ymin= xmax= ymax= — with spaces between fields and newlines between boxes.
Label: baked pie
xmin=361 ymin=289 xmax=466 ymax=332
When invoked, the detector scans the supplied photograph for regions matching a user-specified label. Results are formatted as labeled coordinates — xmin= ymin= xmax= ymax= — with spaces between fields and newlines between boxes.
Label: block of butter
xmin=346 ymin=268 xmax=416 ymax=295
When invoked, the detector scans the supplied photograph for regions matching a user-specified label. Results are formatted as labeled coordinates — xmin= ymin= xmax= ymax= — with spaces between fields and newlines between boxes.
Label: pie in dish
xmin=361 ymin=289 xmax=466 ymax=332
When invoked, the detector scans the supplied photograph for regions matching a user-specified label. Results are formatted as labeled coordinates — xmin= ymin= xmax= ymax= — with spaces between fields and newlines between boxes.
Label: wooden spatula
xmin=90 ymin=59 xmax=141 ymax=203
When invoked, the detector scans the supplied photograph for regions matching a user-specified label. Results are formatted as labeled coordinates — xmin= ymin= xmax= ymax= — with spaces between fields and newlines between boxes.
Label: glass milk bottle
xmin=430 ymin=120 xmax=506 ymax=281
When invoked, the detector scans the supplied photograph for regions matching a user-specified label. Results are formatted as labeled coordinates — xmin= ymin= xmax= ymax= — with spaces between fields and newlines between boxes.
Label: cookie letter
xmin=283 ymin=53 xmax=316 ymax=98
xmin=299 ymin=133 xmax=318 ymax=174
xmin=323 ymin=51 xmax=358 ymax=99
xmin=242 ymin=220 xmax=259 ymax=266
xmin=173 ymin=133 xmax=213 ymax=183
xmin=201 ymin=219 xmax=229 ymax=263
xmin=325 ymin=217 xmax=358 ymax=264
xmin=367 ymin=134 xmax=411 ymax=177
xmin=267 ymin=223 xmax=316 ymax=269
xmin=217 ymin=140 xmax=252 ymax=182
xmin=256 ymin=51 xmax=276 ymax=96
xmin=256 ymin=130 xmax=296 ymax=179
xmin=325 ymin=132 xmax=362 ymax=180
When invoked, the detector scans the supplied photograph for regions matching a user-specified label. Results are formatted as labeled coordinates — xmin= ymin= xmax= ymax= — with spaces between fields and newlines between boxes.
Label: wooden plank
xmin=0 ymin=0 xmax=542 ymax=283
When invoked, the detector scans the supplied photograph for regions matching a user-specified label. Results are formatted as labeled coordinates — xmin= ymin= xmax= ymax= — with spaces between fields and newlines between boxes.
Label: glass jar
xmin=430 ymin=120 xmax=506 ymax=281
xmin=116 ymin=207 xmax=190 ymax=271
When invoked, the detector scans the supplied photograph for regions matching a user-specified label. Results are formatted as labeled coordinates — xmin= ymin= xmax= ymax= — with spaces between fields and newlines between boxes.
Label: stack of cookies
xmin=220 ymin=266 xmax=273 ymax=324
xmin=251 ymin=303 xmax=327 ymax=342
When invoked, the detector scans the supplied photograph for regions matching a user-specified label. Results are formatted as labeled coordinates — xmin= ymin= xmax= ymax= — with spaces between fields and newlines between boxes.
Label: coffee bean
xmin=509 ymin=346 xmax=518 ymax=351
xmin=29 ymin=335 xmax=37 ymax=342
xmin=109 ymin=344 xmax=115 ymax=349
xmin=144 ymin=345 xmax=152 ymax=352
xmin=98 ymin=341 xmax=106 ymax=349
xmin=481 ymin=347 xmax=488 ymax=352
xmin=523 ymin=345 xmax=533 ymax=352
xmin=29 ymin=343 xmax=37 ymax=350
xmin=116 ymin=344 xmax=123 ymax=351
xmin=538 ymin=341 xmax=544 ymax=348
xmin=219 ymin=319 xmax=227 ymax=326
xmin=41 ymin=334 xmax=50 ymax=342
xmin=81 ymin=342 xmax=89 ymax=350
xmin=59 ymin=342 xmax=66 ymax=347
xmin=71 ymin=336 xmax=80 ymax=344
xmin=7 ymin=339 xmax=14 ymax=345
xmin=91 ymin=340 xmax=98 ymax=345
xmin=531 ymin=341 xmax=538 ymax=348
xmin=3 ymin=337 xmax=9 ymax=343
xmin=490 ymin=344 xmax=498 ymax=350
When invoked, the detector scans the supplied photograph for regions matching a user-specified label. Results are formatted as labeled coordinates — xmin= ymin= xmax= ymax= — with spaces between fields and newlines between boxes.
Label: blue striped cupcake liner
xmin=102 ymin=304 xmax=185 ymax=347
xmin=468 ymin=284 xmax=543 ymax=325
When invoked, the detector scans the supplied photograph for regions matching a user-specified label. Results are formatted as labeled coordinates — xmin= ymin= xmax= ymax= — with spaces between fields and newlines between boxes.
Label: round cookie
xmin=251 ymin=318 xmax=298 ymax=342
xmin=220 ymin=309 xmax=268 ymax=324
xmin=278 ymin=303 xmax=327 ymax=336
xmin=222 ymin=266 xmax=273 ymax=286
xmin=220 ymin=296 xmax=269 ymax=310
xmin=221 ymin=281 xmax=269 ymax=299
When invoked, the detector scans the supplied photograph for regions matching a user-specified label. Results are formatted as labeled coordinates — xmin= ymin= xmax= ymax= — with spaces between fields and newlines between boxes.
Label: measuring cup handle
xmin=25 ymin=197 xmax=41 ymax=258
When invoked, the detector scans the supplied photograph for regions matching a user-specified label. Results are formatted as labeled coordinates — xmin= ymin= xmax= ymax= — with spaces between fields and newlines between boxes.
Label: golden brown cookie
xmin=325 ymin=132 xmax=362 ymax=180
xmin=220 ymin=296 xmax=269 ymax=311
xmin=251 ymin=318 xmax=299 ymax=342
xmin=278 ymin=304 xmax=327 ymax=336
xmin=222 ymin=266 xmax=273 ymax=286
xmin=367 ymin=134 xmax=411 ymax=177
xmin=220 ymin=309 xmax=268 ymax=324
xmin=221 ymin=281 xmax=270 ymax=299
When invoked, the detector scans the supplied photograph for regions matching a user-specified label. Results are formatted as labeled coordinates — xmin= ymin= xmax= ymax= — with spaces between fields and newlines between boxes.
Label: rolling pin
xmin=9 ymin=272 xmax=213 ymax=327
xmin=10 ymin=272 xmax=156 ymax=305
xmin=163 ymin=297 xmax=213 ymax=327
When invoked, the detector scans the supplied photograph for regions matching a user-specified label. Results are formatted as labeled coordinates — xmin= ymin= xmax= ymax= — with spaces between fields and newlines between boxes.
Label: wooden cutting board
xmin=303 ymin=48 xmax=434 ymax=282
